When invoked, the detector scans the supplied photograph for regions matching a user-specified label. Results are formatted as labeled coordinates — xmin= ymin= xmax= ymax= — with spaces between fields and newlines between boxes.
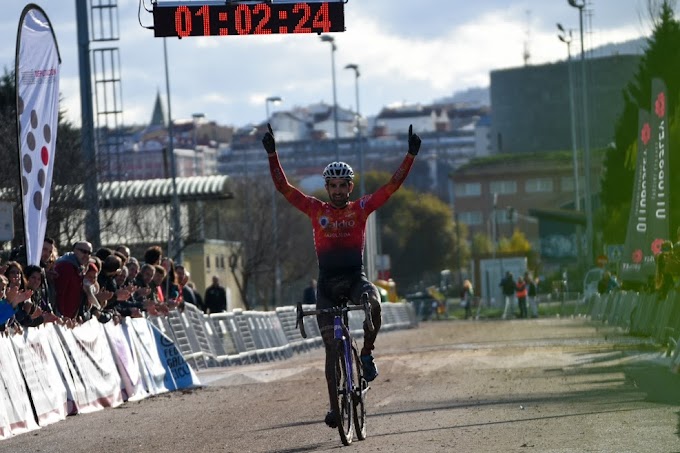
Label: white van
xmin=582 ymin=268 xmax=604 ymax=301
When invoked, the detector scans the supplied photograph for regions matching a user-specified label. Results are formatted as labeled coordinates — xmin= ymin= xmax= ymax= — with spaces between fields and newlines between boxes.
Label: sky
xmin=0 ymin=0 xmax=660 ymax=129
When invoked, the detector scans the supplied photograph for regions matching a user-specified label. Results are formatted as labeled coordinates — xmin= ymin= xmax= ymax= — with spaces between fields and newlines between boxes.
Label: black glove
xmin=408 ymin=124 xmax=421 ymax=156
xmin=262 ymin=123 xmax=276 ymax=154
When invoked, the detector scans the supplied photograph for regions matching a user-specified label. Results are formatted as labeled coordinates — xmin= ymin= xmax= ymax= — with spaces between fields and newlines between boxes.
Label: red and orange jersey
xmin=268 ymin=153 xmax=415 ymax=274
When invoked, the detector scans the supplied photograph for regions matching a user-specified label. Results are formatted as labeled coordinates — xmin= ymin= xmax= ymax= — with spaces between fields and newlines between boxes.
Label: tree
xmin=362 ymin=171 xmax=458 ymax=290
xmin=497 ymin=229 xmax=531 ymax=254
xmin=471 ymin=232 xmax=493 ymax=256
xmin=600 ymin=0 xmax=680 ymax=241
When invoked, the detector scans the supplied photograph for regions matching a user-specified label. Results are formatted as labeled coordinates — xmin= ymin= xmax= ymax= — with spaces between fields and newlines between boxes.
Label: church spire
xmin=150 ymin=89 xmax=166 ymax=126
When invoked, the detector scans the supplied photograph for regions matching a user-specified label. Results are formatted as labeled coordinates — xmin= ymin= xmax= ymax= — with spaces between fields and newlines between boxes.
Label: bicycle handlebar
xmin=296 ymin=294 xmax=374 ymax=339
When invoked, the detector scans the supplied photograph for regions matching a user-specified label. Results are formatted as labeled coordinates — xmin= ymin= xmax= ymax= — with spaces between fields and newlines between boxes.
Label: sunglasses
xmin=76 ymin=248 xmax=92 ymax=255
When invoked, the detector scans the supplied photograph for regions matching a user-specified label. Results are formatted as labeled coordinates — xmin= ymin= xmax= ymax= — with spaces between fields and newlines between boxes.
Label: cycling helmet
xmin=322 ymin=161 xmax=354 ymax=181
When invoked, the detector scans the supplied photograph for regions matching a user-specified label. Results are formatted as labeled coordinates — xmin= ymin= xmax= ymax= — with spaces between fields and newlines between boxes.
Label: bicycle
xmin=296 ymin=292 xmax=374 ymax=446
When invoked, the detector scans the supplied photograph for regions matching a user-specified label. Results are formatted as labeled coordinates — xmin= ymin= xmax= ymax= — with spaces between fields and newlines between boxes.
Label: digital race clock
xmin=152 ymin=1 xmax=345 ymax=38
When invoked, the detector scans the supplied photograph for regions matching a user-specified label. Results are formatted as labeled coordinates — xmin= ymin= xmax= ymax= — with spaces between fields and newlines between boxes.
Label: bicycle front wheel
xmin=330 ymin=342 xmax=354 ymax=445
xmin=351 ymin=344 xmax=367 ymax=440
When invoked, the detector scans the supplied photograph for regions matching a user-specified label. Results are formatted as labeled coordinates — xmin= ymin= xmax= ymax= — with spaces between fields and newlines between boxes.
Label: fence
xmin=166 ymin=301 xmax=418 ymax=369
xmin=580 ymin=289 xmax=680 ymax=371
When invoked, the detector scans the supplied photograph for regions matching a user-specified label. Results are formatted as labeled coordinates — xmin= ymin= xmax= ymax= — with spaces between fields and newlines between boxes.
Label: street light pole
xmin=568 ymin=0 xmax=594 ymax=266
xmin=558 ymin=23 xmax=583 ymax=268
xmin=344 ymin=63 xmax=364 ymax=196
xmin=320 ymin=35 xmax=340 ymax=161
xmin=266 ymin=96 xmax=283 ymax=306
xmin=163 ymin=37 xmax=182 ymax=262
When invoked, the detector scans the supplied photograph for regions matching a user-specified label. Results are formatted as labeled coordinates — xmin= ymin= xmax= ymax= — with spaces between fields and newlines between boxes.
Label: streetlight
xmin=320 ymin=34 xmax=340 ymax=161
xmin=163 ymin=37 xmax=182 ymax=262
xmin=344 ymin=63 xmax=377 ymax=281
xmin=265 ymin=96 xmax=282 ymax=123
xmin=266 ymin=96 xmax=283 ymax=306
xmin=557 ymin=23 xmax=583 ymax=267
xmin=344 ymin=63 xmax=364 ymax=196
xmin=567 ymin=0 xmax=594 ymax=266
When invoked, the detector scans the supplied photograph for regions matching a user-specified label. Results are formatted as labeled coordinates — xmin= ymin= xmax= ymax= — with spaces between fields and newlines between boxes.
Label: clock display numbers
xmin=152 ymin=2 xmax=345 ymax=38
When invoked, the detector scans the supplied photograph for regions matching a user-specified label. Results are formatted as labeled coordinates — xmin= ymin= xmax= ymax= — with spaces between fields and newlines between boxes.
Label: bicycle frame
xmin=334 ymin=314 xmax=354 ymax=400
xmin=296 ymin=293 xmax=374 ymax=445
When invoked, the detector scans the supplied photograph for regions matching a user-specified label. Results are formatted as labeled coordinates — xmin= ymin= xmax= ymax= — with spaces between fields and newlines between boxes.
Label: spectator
xmin=500 ymin=271 xmax=516 ymax=320
xmin=187 ymin=281 xmax=203 ymax=310
xmin=204 ymin=276 xmax=227 ymax=314
xmin=83 ymin=262 xmax=103 ymax=314
xmin=176 ymin=264 xmax=200 ymax=310
xmin=160 ymin=257 xmax=180 ymax=302
xmin=132 ymin=263 xmax=156 ymax=314
xmin=143 ymin=245 xmax=163 ymax=266
xmin=149 ymin=265 xmax=171 ymax=315
xmin=516 ymin=275 xmax=528 ymax=319
xmin=94 ymin=247 xmax=113 ymax=262
xmin=460 ymin=279 xmax=474 ymax=320
xmin=525 ymin=272 xmax=539 ymax=318
xmin=97 ymin=255 xmax=137 ymax=320
xmin=41 ymin=238 xmax=58 ymax=309
xmin=126 ymin=257 xmax=140 ymax=284
xmin=53 ymin=241 xmax=92 ymax=319
xmin=5 ymin=261 xmax=27 ymax=290
xmin=24 ymin=264 xmax=59 ymax=325
xmin=597 ymin=271 xmax=620 ymax=295
xmin=115 ymin=245 xmax=131 ymax=260
xmin=302 ymin=278 xmax=317 ymax=304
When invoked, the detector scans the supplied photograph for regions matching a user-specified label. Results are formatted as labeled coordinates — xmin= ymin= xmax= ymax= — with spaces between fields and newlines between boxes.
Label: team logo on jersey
xmin=318 ymin=216 xmax=356 ymax=229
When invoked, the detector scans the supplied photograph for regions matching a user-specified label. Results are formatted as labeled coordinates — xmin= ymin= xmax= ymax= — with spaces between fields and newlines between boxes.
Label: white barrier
xmin=0 ymin=302 xmax=416 ymax=442
xmin=10 ymin=326 xmax=67 ymax=426
xmin=104 ymin=321 xmax=149 ymax=402
xmin=0 ymin=316 xmax=199 ymax=442
xmin=0 ymin=334 xmax=39 ymax=439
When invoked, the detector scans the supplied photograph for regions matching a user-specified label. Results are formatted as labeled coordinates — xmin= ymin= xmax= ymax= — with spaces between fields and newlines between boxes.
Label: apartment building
xmin=451 ymin=151 xmax=602 ymax=266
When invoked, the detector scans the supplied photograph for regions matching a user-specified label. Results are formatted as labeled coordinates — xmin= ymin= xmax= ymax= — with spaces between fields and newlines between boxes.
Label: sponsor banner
xmin=0 ymin=334 xmax=39 ymax=438
xmin=15 ymin=5 xmax=61 ymax=266
xmin=648 ymin=78 xmax=670 ymax=254
xmin=150 ymin=323 xmax=201 ymax=390
xmin=104 ymin=320 xmax=149 ymax=402
xmin=56 ymin=319 xmax=123 ymax=413
xmin=10 ymin=325 xmax=67 ymax=426
xmin=126 ymin=318 xmax=170 ymax=396
xmin=47 ymin=325 xmax=87 ymax=415
xmin=621 ymin=109 xmax=655 ymax=282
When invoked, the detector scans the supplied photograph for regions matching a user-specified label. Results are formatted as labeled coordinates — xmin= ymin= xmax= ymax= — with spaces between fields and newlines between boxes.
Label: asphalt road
xmin=2 ymin=316 xmax=680 ymax=453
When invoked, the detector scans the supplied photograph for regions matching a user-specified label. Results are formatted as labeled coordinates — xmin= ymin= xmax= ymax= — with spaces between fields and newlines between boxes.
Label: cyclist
xmin=262 ymin=123 xmax=421 ymax=427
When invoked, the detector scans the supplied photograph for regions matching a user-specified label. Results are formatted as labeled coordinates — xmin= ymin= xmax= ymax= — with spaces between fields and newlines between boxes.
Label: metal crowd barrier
xmin=147 ymin=302 xmax=417 ymax=371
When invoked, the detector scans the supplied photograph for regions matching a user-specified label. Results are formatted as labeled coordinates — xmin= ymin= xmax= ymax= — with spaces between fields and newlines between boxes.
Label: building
xmin=490 ymin=54 xmax=640 ymax=154
xmin=451 ymin=151 xmax=604 ymax=272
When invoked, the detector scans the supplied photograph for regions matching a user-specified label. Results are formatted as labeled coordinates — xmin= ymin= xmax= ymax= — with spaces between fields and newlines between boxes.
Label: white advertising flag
xmin=15 ymin=4 xmax=61 ymax=266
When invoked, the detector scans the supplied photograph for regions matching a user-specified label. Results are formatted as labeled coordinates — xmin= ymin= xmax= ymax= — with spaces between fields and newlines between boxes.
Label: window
xmin=458 ymin=211 xmax=483 ymax=225
xmin=561 ymin=176 xmax=585 ymax=192
xmin=489 ymin=180 xmax=517 ymax=195
xmin=206 ymin=255 xmax=211 ymax=269
xmin=525 ymin=178 xmax=554 ymax=193
xmin=455 ymin=183 xmax=481 ymax=198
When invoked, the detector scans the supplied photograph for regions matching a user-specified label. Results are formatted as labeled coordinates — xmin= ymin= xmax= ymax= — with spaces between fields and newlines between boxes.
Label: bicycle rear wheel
xmin=351 ymin=344 xmax=367 ymax=440
xmin=330 ymin=342 xmax=354 ymax=445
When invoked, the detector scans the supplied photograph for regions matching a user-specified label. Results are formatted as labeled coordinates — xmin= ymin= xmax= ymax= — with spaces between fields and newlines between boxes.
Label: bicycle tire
xmin=351 ymin=344 xmax=367 ymax=440
xmin=330 ymin=342 xmax=354 ymax=445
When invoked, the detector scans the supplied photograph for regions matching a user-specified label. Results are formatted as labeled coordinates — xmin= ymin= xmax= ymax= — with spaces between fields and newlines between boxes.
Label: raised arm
xmin=362 ymin=124 xmax=421 ymax=212
xmin=262 ymin=123 xmax=316 ymax=214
